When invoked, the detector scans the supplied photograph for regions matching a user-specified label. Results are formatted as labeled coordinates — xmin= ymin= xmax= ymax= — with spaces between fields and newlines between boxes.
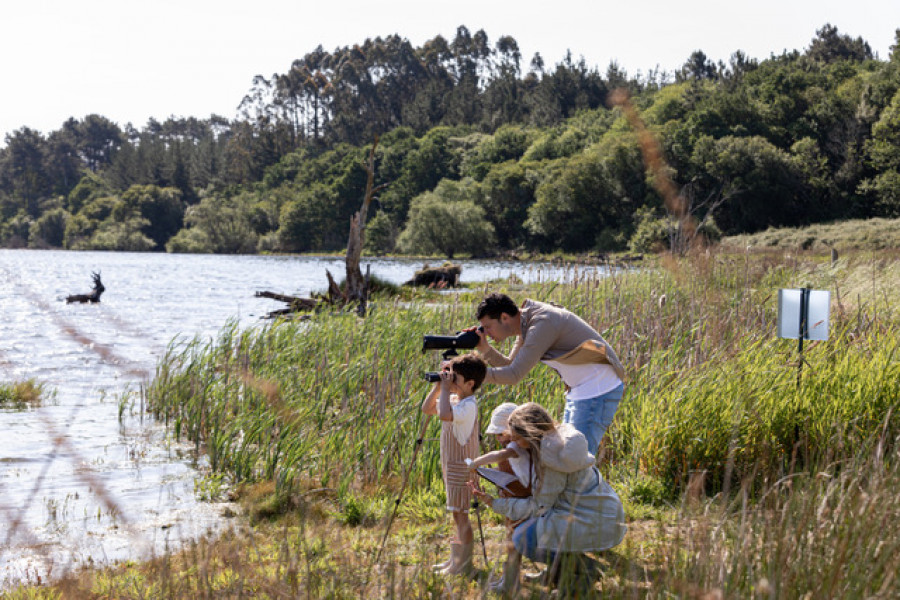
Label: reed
xmin=0 ymin=379 xmax=46 ymax=409
xmin=9 ymin=246 xmax=898 ymax=597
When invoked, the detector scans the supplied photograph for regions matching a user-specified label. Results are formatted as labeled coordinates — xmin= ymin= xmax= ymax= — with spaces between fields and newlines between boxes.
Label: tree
xmin=0 ymin=128 xmax=50 ymax=216
xmin=478 ymin=160 xmax=535 ymax=248
xmin=691 ymin=135 xmax=807 ymax=233
xmin=396 ymin=182 xmax=495 ymax=258
xmin=29 ymin=207 xmax=69 ymax=248
xmin=167 ymin=194 xmax=257 ymax=254
xmin=860 ymin=88 xmax=900 ymax=216
xmin=806 ymin=24 xmax=873 ymax=64
xmin=526 ymin=136 xmax=645 ymax=252
xmin=678 ymin=50 xmax=718 ymax=82
xmin=77 ymin=115 xmax=123 ymax=172
xmin=120 ymin=185 xmax=184 ymax=249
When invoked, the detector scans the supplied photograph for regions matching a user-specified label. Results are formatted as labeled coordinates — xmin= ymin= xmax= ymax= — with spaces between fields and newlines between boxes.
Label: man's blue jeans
xmin=562 ymin=382 xmax=624 ymax=454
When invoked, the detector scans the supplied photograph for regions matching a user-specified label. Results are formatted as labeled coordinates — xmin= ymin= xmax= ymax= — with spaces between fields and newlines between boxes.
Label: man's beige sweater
xmin=482 ymin=299 xmax=626 ymax=385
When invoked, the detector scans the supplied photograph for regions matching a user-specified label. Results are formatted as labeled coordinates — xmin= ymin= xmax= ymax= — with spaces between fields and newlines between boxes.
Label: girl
xmin=467 ymin=401 xmax=534 ymax=592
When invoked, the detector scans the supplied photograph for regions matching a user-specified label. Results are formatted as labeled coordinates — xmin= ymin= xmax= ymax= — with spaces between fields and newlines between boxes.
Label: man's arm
xmin=484 ymin=319 xmax=555 ymax=385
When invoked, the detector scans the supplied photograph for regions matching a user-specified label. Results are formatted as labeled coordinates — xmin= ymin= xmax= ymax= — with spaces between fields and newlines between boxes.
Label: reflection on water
xmin=0 ymin=249 xmax=608 ymax=587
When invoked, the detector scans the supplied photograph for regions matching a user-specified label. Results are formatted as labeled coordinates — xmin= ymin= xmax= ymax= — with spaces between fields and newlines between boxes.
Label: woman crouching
xmin=470 ymin=402 xmax=626 ymax=595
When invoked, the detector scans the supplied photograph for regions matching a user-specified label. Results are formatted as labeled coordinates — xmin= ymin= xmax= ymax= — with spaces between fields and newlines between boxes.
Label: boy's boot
xmin=442 ymin=541 xmax=474 ymax=576
xmin=431 ymin=556 xmax=452 ymax=572
xmin=432 ymin=549 xmax=453 ymax=572
xmin=432 ymin=538 xmax=458 ymax=571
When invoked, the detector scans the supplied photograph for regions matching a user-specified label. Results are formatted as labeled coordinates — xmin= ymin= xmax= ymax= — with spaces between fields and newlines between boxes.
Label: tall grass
xmin=12 ymin=247 xmax=897 ymax=597
xmin=145 ymin=249 xmax=899 ymax=505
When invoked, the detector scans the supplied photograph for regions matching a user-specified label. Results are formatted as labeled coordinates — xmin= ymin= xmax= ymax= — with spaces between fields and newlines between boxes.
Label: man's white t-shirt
xmin=542 ymin=360 xmax=621 ymax=400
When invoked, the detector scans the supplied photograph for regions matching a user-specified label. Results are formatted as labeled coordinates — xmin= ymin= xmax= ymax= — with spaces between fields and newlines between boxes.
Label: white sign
xmin=777 ymin=289 xmax=830 ymax=341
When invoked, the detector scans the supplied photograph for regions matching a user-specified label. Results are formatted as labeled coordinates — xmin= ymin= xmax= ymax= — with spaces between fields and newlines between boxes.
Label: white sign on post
xmin=777 ymin=289 xmax=830 ymax=341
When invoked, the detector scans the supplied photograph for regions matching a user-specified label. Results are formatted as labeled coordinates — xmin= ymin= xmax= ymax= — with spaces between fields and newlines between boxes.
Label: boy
xmin=421 ymin=353 xmax=486 ymax=576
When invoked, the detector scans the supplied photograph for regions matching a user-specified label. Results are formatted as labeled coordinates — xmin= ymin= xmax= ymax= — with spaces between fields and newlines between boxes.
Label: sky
xmin=2 ymin=0 xmax=898 ymax=145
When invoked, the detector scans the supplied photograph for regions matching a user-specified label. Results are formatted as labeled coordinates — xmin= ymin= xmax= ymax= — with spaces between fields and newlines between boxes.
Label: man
xmin=474 ymin=293 xmax=626 ymax=454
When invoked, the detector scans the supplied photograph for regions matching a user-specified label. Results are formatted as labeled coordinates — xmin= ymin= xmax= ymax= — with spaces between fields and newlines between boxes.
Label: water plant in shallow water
xmin=0 ymin=379 xmax=45 ymax=409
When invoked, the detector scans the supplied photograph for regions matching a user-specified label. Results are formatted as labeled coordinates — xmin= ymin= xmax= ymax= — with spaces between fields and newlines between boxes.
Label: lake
xmin=0 ymin=249 xmax=608 ymax=587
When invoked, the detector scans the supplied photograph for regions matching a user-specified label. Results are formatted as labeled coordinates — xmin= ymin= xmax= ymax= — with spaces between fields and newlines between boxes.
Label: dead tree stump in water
xmin=66 ymin=272 xmax=105 ymax=304
xmin=404 ymin=264 xmax=462 ymax=287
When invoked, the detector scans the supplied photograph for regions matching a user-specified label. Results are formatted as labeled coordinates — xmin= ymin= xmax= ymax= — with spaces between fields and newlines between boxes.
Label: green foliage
xmin=526 ymin=136 xmax=644 ymax=251
xmin=120 ymin=185 xmax=184 ymax=249
xmin=477 ymin=160 xmax=536 ymax=248
xmin=0 ymin=379 xmax=45 ymax=409
xmin=3 ymin=24 xmax=899 ymax=255
xmin=692 ymin=135 xmax=808 ymax=233
xmin=166 ymin=193 xmax=257 ymax=254
xmin=396 ymin=180 xmax=496 ymax=257
xmin=29 ymin=207 xmax=69 ymax=248
xmin=66 ymin=173 xmax=112 ymax=214
xmin=629 ymin=209 xmax=673 ymax=253
xmin=88 ymin=216 xmax=155 ymax=251
xmin=363 ymin=210 xmax=398 ymax=255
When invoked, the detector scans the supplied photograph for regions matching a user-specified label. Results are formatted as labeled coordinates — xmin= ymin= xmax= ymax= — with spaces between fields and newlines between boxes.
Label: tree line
xmin=1 ymin=24 xmax=898 ymax=256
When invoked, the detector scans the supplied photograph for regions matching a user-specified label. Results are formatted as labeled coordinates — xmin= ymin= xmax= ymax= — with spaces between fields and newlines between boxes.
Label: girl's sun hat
xmin=485 ymin=402 xmax=518 ymax=434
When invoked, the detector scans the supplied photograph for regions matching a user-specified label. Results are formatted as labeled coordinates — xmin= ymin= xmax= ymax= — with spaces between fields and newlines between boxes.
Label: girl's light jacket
xmin=491 ymin=424 xmax=627 ymax=552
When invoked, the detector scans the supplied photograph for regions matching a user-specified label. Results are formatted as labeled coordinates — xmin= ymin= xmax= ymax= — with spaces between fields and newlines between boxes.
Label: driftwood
xmin=66 ymin=272 xmax=105 ymax=304
xmin=254 ymin=291 xmax=319 ymax=319
xmin=404 ymin=264 xmax=462 ymax=287
xmin=258 ymin=138 xmax=385 ymax=320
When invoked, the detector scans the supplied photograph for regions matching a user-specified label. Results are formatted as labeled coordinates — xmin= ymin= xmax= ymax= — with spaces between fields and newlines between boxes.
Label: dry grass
xmin=721 ymin=217 xmax=900 ymax=253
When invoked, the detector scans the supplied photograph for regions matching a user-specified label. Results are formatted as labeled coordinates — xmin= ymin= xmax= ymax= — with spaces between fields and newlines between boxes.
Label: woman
xmin=470 ymin=402 xmax=626 ymax=595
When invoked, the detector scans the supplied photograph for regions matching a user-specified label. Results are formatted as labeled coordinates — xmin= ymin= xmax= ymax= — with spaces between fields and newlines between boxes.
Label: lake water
xmin=0 ymin=249 xmax=607 ymax=587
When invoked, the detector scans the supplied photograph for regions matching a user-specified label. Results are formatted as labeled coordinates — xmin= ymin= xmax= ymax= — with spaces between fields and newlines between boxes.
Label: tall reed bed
xmin=146 ymin=249 xmax=899 ymax=506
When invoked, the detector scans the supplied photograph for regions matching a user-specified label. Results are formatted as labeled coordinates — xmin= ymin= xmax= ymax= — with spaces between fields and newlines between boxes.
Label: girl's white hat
xmin=485 ymin=402 xmax=518 ymax=434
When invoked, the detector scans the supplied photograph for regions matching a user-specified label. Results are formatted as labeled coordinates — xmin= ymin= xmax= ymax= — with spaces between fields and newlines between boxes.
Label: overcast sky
xmin=2 ymin=0 xmax=898 ymax=145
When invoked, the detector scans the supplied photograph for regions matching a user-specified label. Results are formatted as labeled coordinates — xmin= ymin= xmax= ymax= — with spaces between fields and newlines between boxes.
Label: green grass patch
xmin=0 ymin=379 xmax=46 ymax=409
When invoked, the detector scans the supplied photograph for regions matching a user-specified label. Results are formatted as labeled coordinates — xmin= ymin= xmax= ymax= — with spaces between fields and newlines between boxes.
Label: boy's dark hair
xmin=451 ymin=353 xmax=487 ymax=391
xmin=476 ymin=293 xmax=519 ymax=321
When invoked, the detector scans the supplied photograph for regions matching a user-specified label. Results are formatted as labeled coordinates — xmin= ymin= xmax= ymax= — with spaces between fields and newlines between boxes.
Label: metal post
xmin=797 ymin=288 xmax=809 ymax=387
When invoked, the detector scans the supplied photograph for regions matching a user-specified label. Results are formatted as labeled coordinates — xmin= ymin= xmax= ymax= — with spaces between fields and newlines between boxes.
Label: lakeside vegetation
xmin=0 ymin=379 xmax=45 ymax=409
xmin=2 ymin=25 xmax=899 ymax=257
xmin=7 ymin=244 xmax=898 ymax=598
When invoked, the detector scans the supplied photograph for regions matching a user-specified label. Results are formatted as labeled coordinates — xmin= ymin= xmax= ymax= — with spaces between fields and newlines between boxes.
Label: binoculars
xmin=422 ymin=327 xmax=482 ymax=381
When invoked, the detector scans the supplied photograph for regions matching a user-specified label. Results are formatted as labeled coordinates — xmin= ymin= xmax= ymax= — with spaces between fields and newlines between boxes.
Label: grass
xmin=0 ymin=379 xmax=46 ymax=409
xmin=721 ymin=217 xmax=900 ymax=252
xmin=5 ymin=244 xmax=900 ymax=598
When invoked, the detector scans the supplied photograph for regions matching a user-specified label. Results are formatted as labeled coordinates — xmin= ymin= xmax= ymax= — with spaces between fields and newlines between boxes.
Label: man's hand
xmin=463 ymin=325 xmax=491 ymax=353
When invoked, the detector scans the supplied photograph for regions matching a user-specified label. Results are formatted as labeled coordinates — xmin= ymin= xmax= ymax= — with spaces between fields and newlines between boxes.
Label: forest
xmin=1 ymin=24 xmax=898 ymax=256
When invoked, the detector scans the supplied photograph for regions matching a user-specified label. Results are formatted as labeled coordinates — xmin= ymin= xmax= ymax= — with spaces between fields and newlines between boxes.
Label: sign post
xmin=777 ymin=288 xmax=830 ymax=386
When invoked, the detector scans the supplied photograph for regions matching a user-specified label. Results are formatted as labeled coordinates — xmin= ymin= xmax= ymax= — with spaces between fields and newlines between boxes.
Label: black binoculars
xmin=422 ymin=326 xmax=482 ymax=381
xmin=424 ymin=371 xmax=444 ymax=383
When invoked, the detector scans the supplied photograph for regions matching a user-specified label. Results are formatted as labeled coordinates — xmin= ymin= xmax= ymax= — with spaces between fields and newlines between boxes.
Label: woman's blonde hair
xmin=507 ymin=402 xmax=557 ymax=489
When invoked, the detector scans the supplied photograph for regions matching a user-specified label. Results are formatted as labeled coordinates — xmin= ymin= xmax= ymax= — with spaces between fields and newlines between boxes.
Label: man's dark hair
xmin=476 ymin=293 xmax=519 ymax=320
xmin=451 ymin=353 xmax=487 ymax=391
